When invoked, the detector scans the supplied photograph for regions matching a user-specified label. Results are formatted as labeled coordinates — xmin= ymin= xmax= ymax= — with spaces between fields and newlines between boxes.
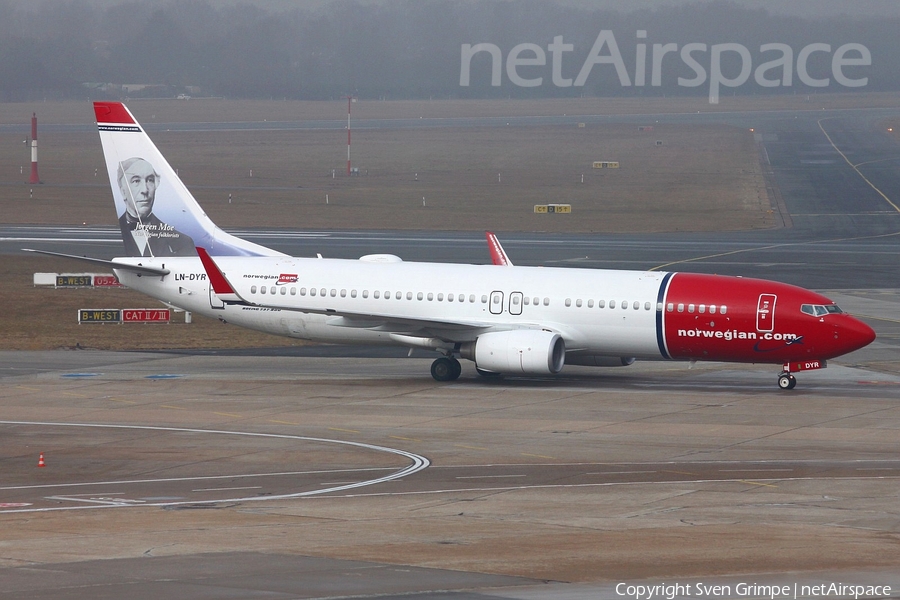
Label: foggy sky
xmin=0 ymin=0 xmax=896 ymax=101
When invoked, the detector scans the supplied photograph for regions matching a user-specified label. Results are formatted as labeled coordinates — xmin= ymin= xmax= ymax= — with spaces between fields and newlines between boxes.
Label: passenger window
xmin=438 ymin=293 xmax=444 ymax=301
xmin=543 ymin=298 xmax=550 ymax=306
xmin=251 ymin=286 xmax=257 ymax=294
xmin=281 ymin=287 xmax=287 ymax=295
xmin=598 ymin=300 xmax=606 ymax=308
xmin=309 ymin=288 xmax=316 ymax=297
xmin=270 ymin=286 xmax=276 ymax=295
xmin=448 ymin=293 xmax=454 ymax=302
xmin=610 ymin=300 xmax=616 ymax=309
xmin=374 ymin=291 xmax=380 ymax=299
xmin=533 ymin=297 xmax=539 ymax=306
xmin=698 ymin=304 xmax=705 ymax=313
xmin=300 ymin=287 xmax=306 ymax=296
xmin=565 ymin=299 xmax=572 ymax=307
xmin=396 ymin=291 xmax=402 ymax=300
xmin=407 ymin=292 xmax=413 ymax=300
xmin=644 ymin=302 xmax=651 ymax=311
xmin=633 ymin=301 xmax=640 ymax=310
xmin=428 ymin=293 xmax=434 ymax=301
xmin=417 ymin=292 xmax=423 ymax=300
xmin=384 ymin=290 xmax=390 ymax=299
xmin=469 ymin=295 xmax=476 ymax=303
xmin=362 ymin=290 xmax=369 ymax=298
xmin=576 ymin=299 xmax=582 ymax=308
xmin=330 ymin=289 xmax=336 ymax=297
xmin=458 ymin=294 xmax=465 ymax=302
xmin=319 ymin=288 xmax=326 ymax=297
xmin=688 ymin=304 xmax=694 ymax=313
xmin=587 ymin=299 xmax=594 ymax=308
xmin=666 ymin=303 xmax=673 ymax=312
xmin=677 ymin=303 xmax=684 ymax=312
xmin=709 ymin=305 xmax=716 ymax=314
xmin=290 ymin=287 xmax=296 ymax=296
xmin=481 ymin=295 xmax=488 ymax=303
xmin=622 ymin=301 xmax=627 ymax=309
xmin=351 ymin=290 xmax=357 ymax=298
xmin=524 ymin=297 xmax=530 ymax=306
xmin=340 ymin=289 xmax=346 ymax=298
xmin=720 ymin=305 xmax=727 ymax=315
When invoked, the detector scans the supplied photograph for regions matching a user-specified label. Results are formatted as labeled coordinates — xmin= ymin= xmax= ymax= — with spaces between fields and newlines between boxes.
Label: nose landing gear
xmin=777 ymin=371 xmax=797 ymax=390
xmin=777 ymin=359 xmax=826 ymax=390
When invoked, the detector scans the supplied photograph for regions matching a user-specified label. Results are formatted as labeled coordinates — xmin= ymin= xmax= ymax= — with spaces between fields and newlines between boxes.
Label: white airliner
xmin=29 ymin=102 xmax=875 ymax=389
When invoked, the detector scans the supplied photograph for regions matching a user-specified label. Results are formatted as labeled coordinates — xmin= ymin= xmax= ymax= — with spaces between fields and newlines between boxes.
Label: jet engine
xmin=460 ymin=330 xmax=565 ymax=375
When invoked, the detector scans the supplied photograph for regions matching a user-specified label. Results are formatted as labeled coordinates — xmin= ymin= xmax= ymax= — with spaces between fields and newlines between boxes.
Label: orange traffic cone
xmin=37 ymin=452 xmax=45 ymax=468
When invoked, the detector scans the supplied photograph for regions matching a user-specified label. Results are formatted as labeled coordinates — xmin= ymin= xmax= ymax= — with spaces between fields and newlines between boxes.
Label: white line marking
xmin=718 ymin=469 xmax=793 ymax=472
xmin=0 ymin=421 xmax=430 ymax=513
xmin=586 ymin=471 xmax=655 ymax=475
xmin=0 ymin=467 xmax=395 ymax=491
xmin=455 ymin=475 xmax=526 ymax=479
xmin=192 ymin=486 xmax=262 ymax=492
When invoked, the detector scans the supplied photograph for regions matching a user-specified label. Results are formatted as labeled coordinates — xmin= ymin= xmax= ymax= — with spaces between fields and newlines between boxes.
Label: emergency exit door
xmin=756 ymin=294 xmax=776 ymax=332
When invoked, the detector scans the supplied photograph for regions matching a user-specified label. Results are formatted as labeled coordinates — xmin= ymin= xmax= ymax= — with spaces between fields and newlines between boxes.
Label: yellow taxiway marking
xmin=108 ymin=398 xmax=137 ymax=404
xmin=329 ymin=427 xmax=360 ymax=434
xmin=16 ymin=386 xmax=41 ymax=391
xmin=738 ymin=479 xmax=778 ymax=487
xmin=738 ymin=480 xmax=779 ymax=488
xmin=269 ymin=419 xmax=299 ymax=426
xmin=521 ymin=452 xmax=555 ymax=460
xmin=213 ymin=412 xmax=242 ymax=418
xmin=390 ymin=435 xmax=423 ymax=443
xmin=160 ymin=404 xmax=186 ymax=410
xmin=61 ymin=391 xmax=86 ymax=398
xmin=661 ymin=469 xmax=697 ymax=476
xmin=455 ymin=444 xmax=488 ymax=451
xmin=819 ymin=118 xmax=900 ymax=214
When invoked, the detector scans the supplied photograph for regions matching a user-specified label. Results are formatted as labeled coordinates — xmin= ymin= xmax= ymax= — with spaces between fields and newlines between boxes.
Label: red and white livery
xmin=29 ymin=102 xmax=875 ymax=389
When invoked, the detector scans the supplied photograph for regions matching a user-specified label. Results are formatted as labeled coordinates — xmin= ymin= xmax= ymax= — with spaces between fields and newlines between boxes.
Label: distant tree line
xmin=0 ymin=0 xmax=896 ymax=101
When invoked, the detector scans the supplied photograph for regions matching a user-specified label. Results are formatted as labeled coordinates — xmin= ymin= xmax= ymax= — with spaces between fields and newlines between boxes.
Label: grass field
xmin=0 ymin=123 xmax=770 ymax=233
xmin=2 ymin=93 xmax=892 ymax=350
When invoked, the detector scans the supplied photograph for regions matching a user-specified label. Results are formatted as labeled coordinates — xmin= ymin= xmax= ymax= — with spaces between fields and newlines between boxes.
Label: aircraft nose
xmin=836 ymin=315 xmax=876 ymax=354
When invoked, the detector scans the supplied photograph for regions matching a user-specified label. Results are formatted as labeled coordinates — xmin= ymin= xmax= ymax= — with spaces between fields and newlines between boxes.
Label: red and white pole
xmin=29 ymin=112 xmax=39 ymax=184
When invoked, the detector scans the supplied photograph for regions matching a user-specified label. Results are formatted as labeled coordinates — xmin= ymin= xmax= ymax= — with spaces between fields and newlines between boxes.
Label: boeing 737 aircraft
xmin=29 ymin=102 xmax=876 ymax=389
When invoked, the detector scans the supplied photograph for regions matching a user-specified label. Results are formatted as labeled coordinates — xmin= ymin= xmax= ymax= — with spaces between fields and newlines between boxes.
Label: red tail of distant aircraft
xmin=27 ymin=102 xmax=876 ymax=389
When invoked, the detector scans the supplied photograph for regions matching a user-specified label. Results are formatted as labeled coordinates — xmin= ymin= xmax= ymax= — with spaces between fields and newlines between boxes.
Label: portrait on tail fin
xmin=117 ymin=157 xmax=194 ymax=257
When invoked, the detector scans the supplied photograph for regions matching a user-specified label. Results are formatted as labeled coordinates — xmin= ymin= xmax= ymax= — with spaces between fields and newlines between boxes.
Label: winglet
xmin=485 ymin=231 xmax=513 ymax=266
xmin=196 ymin=246 xmax=244 ymax=302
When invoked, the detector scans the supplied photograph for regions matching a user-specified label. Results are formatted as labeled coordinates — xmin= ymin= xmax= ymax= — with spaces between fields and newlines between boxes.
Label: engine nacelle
xmin=565 ymin=355 xmax=635 ymax=367
xmin=461 ymin=330 xmax=565 ymax=375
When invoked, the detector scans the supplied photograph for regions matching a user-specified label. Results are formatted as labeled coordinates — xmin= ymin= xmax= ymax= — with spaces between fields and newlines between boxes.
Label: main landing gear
xmin=431 ymin=356 xmax=462 ymax=381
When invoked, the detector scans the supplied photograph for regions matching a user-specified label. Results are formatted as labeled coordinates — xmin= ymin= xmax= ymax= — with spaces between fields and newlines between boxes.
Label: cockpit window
xmin=801 ymin=303 xmax=844 ymax=316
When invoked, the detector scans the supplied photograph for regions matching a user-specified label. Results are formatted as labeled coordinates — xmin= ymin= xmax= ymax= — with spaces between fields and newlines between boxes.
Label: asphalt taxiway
xmin=2 ymin=347 xmax=900 ymax=598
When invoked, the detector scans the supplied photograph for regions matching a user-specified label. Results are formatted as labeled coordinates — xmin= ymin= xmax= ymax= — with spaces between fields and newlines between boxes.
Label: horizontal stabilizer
xmin=22 ymin=248 xmax=170 ymax=276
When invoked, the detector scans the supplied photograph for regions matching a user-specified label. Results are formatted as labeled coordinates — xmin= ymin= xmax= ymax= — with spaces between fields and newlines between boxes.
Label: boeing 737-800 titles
xmin=28 ymin=102 xmax=875 ymax=389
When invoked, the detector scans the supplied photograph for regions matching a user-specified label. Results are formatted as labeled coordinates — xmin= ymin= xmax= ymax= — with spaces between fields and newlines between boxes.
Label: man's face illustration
xmin=121 ymin=159 xmax=158 ymax=219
